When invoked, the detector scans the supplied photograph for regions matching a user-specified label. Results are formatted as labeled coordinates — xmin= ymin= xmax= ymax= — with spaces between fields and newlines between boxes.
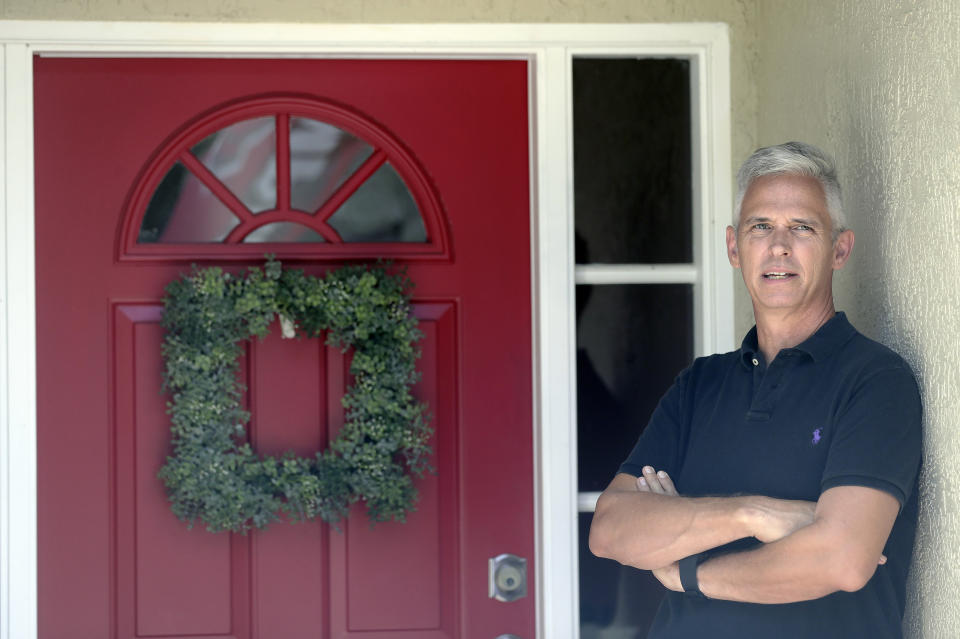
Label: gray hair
xmin=734 ymin=141 xmax=846 ymax=237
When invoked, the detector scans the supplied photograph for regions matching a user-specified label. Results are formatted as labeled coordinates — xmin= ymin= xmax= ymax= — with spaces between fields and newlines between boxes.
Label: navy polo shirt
xmin=620 ymin=312 xmax=922 ymax=639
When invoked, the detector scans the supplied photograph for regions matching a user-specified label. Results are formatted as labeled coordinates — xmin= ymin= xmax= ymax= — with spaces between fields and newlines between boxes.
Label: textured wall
xmin=755 ymin=1 xmax=960 ymax=636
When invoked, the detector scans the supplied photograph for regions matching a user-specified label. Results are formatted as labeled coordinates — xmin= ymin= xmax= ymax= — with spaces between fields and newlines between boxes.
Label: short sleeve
xmin=821 ymin=365 xmax=922 ymax=506
xmin=618 ymin=367 xmax=689 ymax=479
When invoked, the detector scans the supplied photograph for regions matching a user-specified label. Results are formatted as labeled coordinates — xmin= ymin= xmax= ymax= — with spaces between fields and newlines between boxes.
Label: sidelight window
xmin=574 ymin=57 xmax=696 ymax=638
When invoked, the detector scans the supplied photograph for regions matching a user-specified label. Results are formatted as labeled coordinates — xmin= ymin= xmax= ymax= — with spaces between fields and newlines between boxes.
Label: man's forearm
xmin=590 ymin=471 xmax=817 ymax=570
xmin=696 ymin=486 xmax=898 ymax=604
xmin=698 ymin=520 xmax=876 ymax=603
xmin=590 ymin=488 xmax=756 ymax=570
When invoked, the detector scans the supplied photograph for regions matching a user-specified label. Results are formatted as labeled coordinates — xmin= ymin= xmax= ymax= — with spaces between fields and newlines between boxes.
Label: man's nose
xmin=769 ymin=228 xmax=792 ymax=255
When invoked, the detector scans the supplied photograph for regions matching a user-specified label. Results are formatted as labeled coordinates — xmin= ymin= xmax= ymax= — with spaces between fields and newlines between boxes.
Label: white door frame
xmin=0 ymin=21 xmax=732 ymax=639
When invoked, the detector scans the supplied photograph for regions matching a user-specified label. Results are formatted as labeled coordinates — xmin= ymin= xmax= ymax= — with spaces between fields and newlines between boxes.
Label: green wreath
xmin=158 ymin=258 xmax=432 ymax=533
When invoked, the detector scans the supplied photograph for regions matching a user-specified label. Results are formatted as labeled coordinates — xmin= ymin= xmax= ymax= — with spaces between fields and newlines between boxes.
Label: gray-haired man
xmin=590 ymin=142 xmax=921 ymax=638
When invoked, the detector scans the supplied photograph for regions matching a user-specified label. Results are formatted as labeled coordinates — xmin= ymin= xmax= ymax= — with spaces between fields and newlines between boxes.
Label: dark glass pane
xmin=191 ymin=116 xmax=277 ymax=214
xmin=138 ymin=161 xmax=239 ymax=243
xmin=576 ymin=284 xmax=693 ymax=492
xmin=242 ymin=222 xmax=327 ymax=243
xmin=579 ymin=513 xmax=663 ymax=637
xmin=573 ymin=58 xmax=692 ymax=264
xmin=289 ymin=117 xmax=374 ymax=213
xmin=328 ymin=162 xmax=427 ymax=242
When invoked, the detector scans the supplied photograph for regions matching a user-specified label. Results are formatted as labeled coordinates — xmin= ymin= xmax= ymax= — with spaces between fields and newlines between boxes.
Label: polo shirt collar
xmin=739 ymin=311 xmax=857 ymax=369
xmin=740 ymin=327 xmax=761 ymax=369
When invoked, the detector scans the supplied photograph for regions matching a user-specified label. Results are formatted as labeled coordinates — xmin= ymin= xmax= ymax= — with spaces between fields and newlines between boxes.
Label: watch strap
xmin=679 ymin=553 xmax=705 ymax=598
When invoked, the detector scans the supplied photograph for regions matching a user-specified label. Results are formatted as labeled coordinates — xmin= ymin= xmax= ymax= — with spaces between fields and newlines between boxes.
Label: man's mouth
xmin=762 ymin=271 xmax=796 ymax=280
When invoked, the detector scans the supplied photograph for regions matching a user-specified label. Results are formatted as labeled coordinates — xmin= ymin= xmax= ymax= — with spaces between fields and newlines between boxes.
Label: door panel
xmin=114 ymin=304 xmax=248 ymax=639
xmin=36 ymin=58 xmax=532 ymax=638
xmin=330 ymin=304 xmax=458 ymax=638
xmin=248 ymin=335 xmax=328 ymax=637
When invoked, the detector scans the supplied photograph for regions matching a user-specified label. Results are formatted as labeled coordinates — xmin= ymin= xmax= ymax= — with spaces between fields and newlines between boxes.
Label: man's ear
xmin=833 ymin=229 xmax=855 ymax=270
xmin=726 ymin=225 xmax=740 ymax=268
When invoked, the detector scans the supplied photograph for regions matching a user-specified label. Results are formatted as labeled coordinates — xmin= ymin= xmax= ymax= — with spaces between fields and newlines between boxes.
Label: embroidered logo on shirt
xmin=811 ymin=428 xmax=823 ymax=445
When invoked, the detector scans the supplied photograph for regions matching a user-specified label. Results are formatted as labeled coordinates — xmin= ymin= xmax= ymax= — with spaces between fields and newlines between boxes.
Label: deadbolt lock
xmin=488 ymin=553 xmax=527 ymax=602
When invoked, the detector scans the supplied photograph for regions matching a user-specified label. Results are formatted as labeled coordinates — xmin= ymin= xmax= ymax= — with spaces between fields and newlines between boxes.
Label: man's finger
xmin=657 ymin=470 xmax=679 ymax=496
xmin=642 ymin=466 xmax=666 ymax=493
xmin=636 ymin=476 xmax=651 ymax=492
xmin=879 ymin=554 xmax=887 ymax=565
xmin=651 ymin=562 xmax=683 ymax=592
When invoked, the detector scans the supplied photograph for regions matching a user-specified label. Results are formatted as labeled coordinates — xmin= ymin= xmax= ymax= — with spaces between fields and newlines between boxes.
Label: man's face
xmin=726 ymin=174 xmax=854 ymax=316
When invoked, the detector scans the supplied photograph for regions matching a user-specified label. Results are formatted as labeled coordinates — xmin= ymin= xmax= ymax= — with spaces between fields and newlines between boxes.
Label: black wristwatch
xmin=679 ymin=553 xmax=706 ymax=598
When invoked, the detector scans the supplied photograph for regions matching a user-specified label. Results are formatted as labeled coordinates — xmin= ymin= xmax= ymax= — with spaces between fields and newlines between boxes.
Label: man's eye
xmin=794 ymin=224 xmax=813 ymax=232
xmin=752 ymin=223 xmax=772 ymax=231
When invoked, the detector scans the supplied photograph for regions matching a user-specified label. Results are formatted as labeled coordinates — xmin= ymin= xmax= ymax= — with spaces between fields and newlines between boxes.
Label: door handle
xmin=488 ymin=553 xmax=527 ymax=602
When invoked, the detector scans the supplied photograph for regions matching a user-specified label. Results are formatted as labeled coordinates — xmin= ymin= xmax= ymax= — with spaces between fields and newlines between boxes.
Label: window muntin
xmin=289 ymin=116 xmax=375 ymax=213
xmin=242 ymin=221 xmax=327 ymax=243
xmin=140 ymin=161 xmax=239 ymax=243
xmin=192 ymin=115 xmax=278 ymax=215
xmin=327 ymin=163 xmax=426 ymax=242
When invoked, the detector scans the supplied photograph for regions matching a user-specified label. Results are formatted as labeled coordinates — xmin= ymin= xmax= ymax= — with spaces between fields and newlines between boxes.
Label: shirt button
xmin=752 ymin=358 xmax=759 ymax=366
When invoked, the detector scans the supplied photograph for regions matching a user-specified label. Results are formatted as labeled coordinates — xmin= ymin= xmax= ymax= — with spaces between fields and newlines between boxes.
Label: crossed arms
xmin=588 ymin=467 xmax=899 ymax=604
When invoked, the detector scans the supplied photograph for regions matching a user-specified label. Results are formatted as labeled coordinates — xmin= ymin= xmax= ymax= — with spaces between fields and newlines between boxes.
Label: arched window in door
xmin=119 ymin=96 xmax=450 ymax=261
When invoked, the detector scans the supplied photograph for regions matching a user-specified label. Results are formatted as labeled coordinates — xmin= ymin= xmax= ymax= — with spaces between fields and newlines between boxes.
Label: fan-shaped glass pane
xmin=191 ymin=116 xmax=277 ymax=214
xmin=242 ymin=222 xmax=327 ymax=243
xmin=134 ymin=109 xmax=435 ymax=248
xmin=327 ymin=163 xmax=427 ymax=242
xmin=138 ymin=161 xmax=240 ymax=243
xmin=289 ymin=117 xmax=375 ymax=213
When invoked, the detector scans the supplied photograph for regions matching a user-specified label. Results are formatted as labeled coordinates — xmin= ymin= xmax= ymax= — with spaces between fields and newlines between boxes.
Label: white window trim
xmin=0 ymin=21 xmax=732 ymax=639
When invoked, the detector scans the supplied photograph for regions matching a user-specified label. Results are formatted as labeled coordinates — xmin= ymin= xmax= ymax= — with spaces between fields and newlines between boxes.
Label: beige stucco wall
xmin=756 ymin=1 xmax=960 ymax=636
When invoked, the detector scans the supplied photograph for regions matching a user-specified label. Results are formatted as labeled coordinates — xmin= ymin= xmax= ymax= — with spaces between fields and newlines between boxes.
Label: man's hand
xmin=633 ymin=467 xmax=685 ymax=591
xmin=636 ymin=465 xmax=679 ymax=496
xmin=652 ymin=561 xmax=682 ymax=592
xmin=744 ymin=496 xmax=817 ymax=543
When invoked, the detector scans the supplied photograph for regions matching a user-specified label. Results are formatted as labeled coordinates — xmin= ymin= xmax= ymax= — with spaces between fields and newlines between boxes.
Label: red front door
xmin=35 ymin=58 xmax=533 ymax=638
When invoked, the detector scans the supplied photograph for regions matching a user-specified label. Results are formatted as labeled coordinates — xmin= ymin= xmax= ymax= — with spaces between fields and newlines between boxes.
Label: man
xmin=589 ymin=142 xmax=922 ymax=638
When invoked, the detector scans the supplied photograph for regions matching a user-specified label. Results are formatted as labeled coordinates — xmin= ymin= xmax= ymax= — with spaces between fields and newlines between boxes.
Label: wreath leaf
xmin=158 ymin=258 xmax=432 ymax=533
